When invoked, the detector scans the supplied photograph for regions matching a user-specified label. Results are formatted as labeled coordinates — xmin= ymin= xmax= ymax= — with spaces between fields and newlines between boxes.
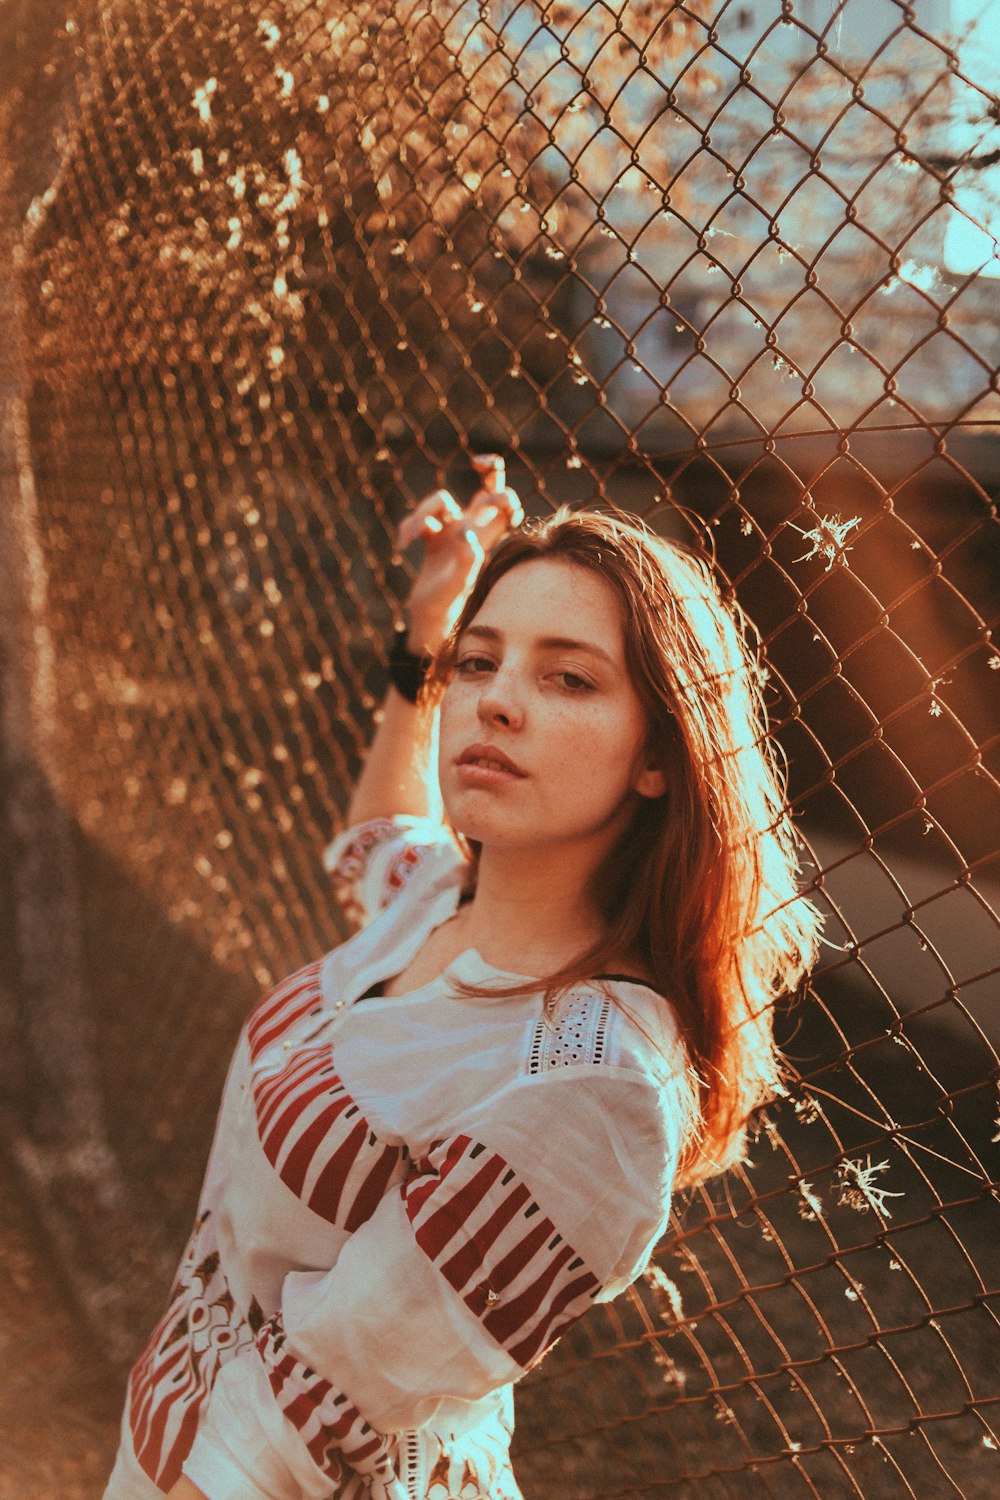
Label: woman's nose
xmin=477 ymin=672 xmax=524 ymax=729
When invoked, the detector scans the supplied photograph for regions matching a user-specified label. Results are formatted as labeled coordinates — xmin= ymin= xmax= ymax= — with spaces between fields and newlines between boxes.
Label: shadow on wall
xmin=0 ymin=750 xmax=255 ymax=1372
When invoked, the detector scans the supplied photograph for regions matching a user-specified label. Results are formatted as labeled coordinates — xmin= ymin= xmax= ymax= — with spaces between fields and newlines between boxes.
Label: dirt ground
xmin=0 ymin=1153 xmax=121 ymax=1500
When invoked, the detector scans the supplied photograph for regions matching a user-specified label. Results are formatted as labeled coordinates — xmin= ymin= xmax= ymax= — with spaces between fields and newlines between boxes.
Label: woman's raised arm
xmin=345 ymin=458 xmax=522 ymax=829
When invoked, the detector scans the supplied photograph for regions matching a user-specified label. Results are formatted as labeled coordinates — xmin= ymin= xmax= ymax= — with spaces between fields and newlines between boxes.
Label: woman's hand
xmin=398 ymin=455 xmax=522 ymax=655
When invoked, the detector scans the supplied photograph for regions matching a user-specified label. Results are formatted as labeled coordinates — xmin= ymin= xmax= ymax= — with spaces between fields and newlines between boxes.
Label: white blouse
xmin=104 ymin=818 xmax=690 ymax=1500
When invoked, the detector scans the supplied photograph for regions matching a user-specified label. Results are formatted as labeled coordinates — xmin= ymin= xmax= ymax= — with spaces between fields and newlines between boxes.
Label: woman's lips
xmin=455 ymin=745 xmax=527 ymax=785
xmin=455 ymin=762 xmax=525 ymax=787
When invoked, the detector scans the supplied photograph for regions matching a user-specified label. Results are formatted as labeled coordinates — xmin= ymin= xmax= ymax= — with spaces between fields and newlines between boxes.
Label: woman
xmin=105 ymin=456 xmax=819 ymax=1500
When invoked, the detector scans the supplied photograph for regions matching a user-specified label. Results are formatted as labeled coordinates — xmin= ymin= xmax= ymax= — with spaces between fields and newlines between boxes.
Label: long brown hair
xmin=423 ymin=507 xmax=820 ymax=1186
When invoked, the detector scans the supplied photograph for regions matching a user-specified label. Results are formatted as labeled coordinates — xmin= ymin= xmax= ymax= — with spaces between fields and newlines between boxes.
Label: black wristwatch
xmin=388 ymin=624 xmax=431 ymax=704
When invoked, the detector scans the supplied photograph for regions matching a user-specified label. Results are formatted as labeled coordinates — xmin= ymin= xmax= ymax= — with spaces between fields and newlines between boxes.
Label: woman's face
xmin=438 ymin=558 xmax=666 ymax=865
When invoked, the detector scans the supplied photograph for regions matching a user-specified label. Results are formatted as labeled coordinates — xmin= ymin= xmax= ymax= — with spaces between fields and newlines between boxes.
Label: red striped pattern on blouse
xmin=128 ymin=1226 xmax=253 ymax=1491
xmin=247 ymin=959 xmax=325 ymax=1063
xmin=252 ymin=1044 xmax=406 ymax=1230
xmin=129 ymin=1294 xmax=194 ymax=1489
xmin=404 ymin=1135 xmax=601 ymax=1370
xmin=256 ymin=1316 xmax=399 ymax=1487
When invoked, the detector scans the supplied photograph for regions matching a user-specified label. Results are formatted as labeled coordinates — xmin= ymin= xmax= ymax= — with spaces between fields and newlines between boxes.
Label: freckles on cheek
xmin=574 ymin=703 xmax=646 ymax=782
xmin=559 ymin=723 xmax=625 ymax=792
xmin=438 ymin=691 xmax=464 ymax=746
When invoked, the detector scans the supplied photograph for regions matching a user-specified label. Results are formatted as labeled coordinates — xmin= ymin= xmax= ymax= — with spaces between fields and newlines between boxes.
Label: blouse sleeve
xmin=181 ymin=1063 xmax=684 ymax=1500
xmin=323 ymin=816 xmax=466 ymax=929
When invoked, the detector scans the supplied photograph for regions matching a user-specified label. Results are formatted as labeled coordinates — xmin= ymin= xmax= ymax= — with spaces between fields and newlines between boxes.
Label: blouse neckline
xmin=448 ymin=947 xmax=538 ymax=985
xmin=355 ymin=948 xmax=538 ymax=1008
xmin=335 ymin=879 xmax=662 ymax=1012
xmin=357 ymin=949 xmax=662 ymax=1009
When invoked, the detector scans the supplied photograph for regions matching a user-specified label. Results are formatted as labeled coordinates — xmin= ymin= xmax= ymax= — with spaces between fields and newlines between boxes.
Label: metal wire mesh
xmin=1 ymin=0 xmax=998 ymax=1495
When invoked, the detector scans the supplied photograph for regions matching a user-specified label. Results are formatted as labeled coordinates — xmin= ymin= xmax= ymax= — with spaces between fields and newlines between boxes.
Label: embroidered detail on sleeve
xmin=381 ymin=841 xmax=423 ymax=909
xmin=403 ymin=1135 xmax=600 ymax=1369
xmin=128 ymin=1222 xmax=254 ymax=1491
xmin=425 ymin=1433 xmax=519 ymax=1500
xmin=527 ymin=992 xmax=612 ymax=1075
xmin=328 ymin=819 xmax=409 ymax=925
xmin=257 ymin=1315 xmax=401 ymax=1490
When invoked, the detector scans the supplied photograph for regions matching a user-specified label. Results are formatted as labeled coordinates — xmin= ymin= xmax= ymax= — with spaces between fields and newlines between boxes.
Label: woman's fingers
xmin=396 ymin=488 xmax=462 ymax=551
xmin=465 ymin=482 xmax=523 ymax=548
xmin=471 ymin=452 xmax=505 ymax=494
xmin=470 ymin=455 xmax=523 ymax=522
xmin=398 ymin=459 xmax=521 ymax=553
xmin=498 ymin=483 xmax=524 ymax=528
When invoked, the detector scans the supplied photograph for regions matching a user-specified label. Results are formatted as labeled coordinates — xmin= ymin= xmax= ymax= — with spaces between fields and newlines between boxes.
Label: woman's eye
xmin=455 ymin=654 xmax=496 ymax=675
xmin=554 ymin=670 xmax=595 ymax=693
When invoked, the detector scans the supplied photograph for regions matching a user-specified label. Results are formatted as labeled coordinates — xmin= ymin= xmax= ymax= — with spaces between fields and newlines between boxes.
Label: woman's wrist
xmin=404 ymin=619 xmax=439 ymax=656
xmin=403 ymin=603 xmax=458 ymax=657
xmin=388 ymin=625 xmax=432 ymax=704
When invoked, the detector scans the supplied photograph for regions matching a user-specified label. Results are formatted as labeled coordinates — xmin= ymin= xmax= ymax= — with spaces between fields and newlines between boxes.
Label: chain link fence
xmin=1 ymin=0 xmax=998 ymax=1495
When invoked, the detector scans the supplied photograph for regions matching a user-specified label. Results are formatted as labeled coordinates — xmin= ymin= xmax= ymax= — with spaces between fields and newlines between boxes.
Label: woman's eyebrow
xmin=459 ymin=623 xmax=615 ymax=665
